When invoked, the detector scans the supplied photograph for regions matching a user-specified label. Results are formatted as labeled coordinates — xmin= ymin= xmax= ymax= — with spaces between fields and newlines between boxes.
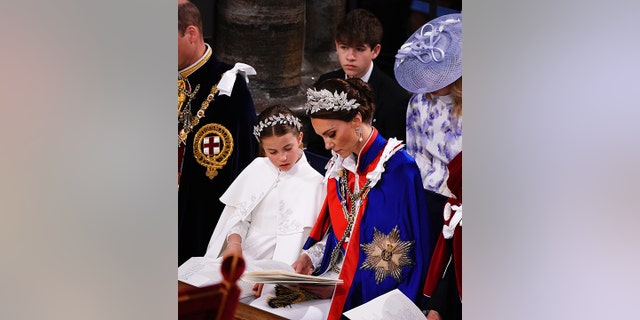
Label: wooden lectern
xmin=178 ymin=254 xmax=245 ymax=320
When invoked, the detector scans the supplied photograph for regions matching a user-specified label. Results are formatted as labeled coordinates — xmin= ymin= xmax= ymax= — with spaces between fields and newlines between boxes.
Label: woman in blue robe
xmin=291 ymin=78 xmax=435 ymax=319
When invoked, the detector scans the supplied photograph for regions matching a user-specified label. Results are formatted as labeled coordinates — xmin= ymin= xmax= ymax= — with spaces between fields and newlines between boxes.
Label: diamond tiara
xmin=253 ymin=113 xmax=302 ymax=140
xmin=305 ymin=88 xmax=360 ymax=115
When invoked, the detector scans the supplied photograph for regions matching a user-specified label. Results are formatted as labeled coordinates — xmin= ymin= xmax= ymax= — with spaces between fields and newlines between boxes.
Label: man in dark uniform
xmin=178 ymin=1 xmax=257 ymax=265
xmin=305 ymin=9 xmax=411 ymax=158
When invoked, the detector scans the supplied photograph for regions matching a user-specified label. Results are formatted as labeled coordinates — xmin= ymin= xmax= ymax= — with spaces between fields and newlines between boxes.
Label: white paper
xmin=343 ymin=289 xmax=425 ymax=320
xmin=178 ymin=257 xmax=222 ymax=287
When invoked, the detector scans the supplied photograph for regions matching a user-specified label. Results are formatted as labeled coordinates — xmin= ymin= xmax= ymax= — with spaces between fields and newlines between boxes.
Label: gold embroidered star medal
xmin=360 ymin=226 xmax=414 ymax=284
xmin=193 ymin=123 xmax=234 ymax=179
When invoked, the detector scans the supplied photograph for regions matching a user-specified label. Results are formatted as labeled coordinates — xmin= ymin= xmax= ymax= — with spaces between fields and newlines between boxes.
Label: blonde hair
xmin=426 ymin=76 xmax=462 ymax=118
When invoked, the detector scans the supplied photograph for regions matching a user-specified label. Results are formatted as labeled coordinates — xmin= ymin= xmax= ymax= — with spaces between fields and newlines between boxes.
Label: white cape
xmin=205 ymin=153 xmax=325 ymax=264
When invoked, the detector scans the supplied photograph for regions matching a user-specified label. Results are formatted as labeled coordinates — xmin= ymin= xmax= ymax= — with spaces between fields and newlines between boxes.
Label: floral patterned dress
xmin=405 ymin=93 xmax=462 ymax=196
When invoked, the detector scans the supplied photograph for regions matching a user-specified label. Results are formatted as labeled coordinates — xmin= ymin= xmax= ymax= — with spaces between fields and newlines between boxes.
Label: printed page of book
xmin=178 ymin=257 xmax=222 ymax=287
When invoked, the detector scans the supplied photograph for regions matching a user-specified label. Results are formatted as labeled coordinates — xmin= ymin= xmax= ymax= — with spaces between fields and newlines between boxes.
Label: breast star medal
xmin=360 ymin=226 xmax=414 ymax=284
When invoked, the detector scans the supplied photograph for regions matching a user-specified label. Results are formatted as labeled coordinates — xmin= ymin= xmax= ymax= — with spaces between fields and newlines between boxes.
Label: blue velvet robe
xmin=303 ymin=131 xmax=434 ymax=319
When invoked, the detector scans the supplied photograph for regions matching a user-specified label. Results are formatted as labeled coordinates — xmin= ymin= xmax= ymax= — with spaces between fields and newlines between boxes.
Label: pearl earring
xmin=356 ymin=127 xmax=363 ymax=142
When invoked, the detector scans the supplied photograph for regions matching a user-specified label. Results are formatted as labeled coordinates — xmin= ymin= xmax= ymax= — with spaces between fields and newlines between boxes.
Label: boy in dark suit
xmin=304 ymin=9 xmax=411 ymax=158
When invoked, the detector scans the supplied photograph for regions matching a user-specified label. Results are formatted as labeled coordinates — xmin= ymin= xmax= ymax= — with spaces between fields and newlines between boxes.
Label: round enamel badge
xmin=193 ymin=123 xmax=234 ymax=179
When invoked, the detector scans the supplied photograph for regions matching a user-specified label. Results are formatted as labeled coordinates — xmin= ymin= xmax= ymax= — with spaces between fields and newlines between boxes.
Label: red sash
xmin=326 ymin=143 xmax=384 ymax=320
xmin=178 ymin=142 xmax=185 ymax=185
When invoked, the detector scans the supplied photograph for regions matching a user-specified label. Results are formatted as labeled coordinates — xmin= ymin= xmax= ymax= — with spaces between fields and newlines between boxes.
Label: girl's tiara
xmin=253 ymin=113 xmax=302 ymax=140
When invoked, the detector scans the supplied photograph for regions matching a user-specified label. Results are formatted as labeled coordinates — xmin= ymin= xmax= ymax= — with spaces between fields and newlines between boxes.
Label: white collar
xmin=360 ymin=61 xmax=374 ymax=82
xmin=344 ymin=61 xmax=374 ymax=83
xmin=324 ymin=138 xmax=404 ymax=190
xmin=220 ymin=151 xmax=307 ymax=209
xmin=179 ymin=43 xmax=212 ymax=75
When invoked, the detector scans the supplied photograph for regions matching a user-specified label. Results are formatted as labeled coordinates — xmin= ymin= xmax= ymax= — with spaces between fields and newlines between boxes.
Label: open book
xmin=241 ymin=261 xmax=343 ymax=285
xmin=179 ymin=257 xmax=342 ymax=299
xmin=178 ymin=257 xmax=302 ymax=298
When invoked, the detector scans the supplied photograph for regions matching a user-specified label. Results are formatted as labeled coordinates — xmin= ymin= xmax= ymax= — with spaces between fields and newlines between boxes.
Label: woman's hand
xmin=252 ymin=283 xmax=264 ymax=297
xmin=426 ymin=310 xmax=441 ymax=320
xmin=292 ymin=253 xmax=314 ymax=275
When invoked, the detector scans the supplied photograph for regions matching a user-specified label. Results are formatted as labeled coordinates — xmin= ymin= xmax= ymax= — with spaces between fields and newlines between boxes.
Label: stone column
xmin=303 ymin=0 xmax=345 ymax=78
xmin=215 ymin=0 xmax=305 ymax=112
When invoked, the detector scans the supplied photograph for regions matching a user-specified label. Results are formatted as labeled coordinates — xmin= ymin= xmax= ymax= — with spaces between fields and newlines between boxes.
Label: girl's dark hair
xmin=308 ymin=78 xmax=375 ymax=123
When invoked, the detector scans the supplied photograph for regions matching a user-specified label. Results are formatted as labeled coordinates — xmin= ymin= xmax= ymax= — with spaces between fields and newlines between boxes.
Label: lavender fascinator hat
xmin=394 ymin=13 xmax=462 ymax=94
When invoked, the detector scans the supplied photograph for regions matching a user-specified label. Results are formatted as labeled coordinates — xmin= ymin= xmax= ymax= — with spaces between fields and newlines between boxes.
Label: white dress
xmin=178 ymin=153 xmax=326 ymax=299
xmin=205 ymin=152 xmax=326 ymax=265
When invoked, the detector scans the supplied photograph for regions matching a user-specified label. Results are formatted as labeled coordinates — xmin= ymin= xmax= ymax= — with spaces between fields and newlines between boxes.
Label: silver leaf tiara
xmin=253 ymin=113 xmax=302 ymax=140
xmin=305 ymin=88 xmax=360 ymax=115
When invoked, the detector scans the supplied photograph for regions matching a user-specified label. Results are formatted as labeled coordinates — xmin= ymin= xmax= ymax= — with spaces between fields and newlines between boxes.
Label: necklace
xmin=178 ymin=44 xmax=215 ymax=146
xmin=178 ymin=83 xmax=219 ymax=146
xmin=328 ymin=169 xmax=372 ymax=273
xmin=178 ymin=76 xmax=200 ymax=117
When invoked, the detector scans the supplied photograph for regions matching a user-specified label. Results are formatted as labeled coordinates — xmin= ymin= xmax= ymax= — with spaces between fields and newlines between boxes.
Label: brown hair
xmin=178 ymin=2 xmax=202 ymax=36
xmin=309 ymin=78 xmax=376 ymax=124
xmin=255 ymin=105 xmax=302 ymax=157
xmin=335 ymin=9 xmax=383 ymax=49
xmin=256 ymin=104 xmax=302 ymax=141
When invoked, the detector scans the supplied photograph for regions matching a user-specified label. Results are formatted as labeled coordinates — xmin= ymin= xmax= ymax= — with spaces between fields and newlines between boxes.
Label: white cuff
xmin=442 ymin=203 xmax=462 ymax=239
xmin=303 ymin=241 xmax=326 ymax=270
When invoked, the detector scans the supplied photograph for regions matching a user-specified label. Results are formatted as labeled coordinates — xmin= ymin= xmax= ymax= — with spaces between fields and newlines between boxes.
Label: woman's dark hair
xmin=308 ymin=78 xmax=376 ymax=123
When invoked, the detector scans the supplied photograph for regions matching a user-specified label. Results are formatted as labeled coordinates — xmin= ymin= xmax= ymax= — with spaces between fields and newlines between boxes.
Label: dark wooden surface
xmin=179 ymin=281 xmax=287 ymax=320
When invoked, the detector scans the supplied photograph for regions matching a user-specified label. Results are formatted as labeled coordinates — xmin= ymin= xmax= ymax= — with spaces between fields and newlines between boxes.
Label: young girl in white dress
xmin=203 ymin=104 xmax=326 ymax=297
